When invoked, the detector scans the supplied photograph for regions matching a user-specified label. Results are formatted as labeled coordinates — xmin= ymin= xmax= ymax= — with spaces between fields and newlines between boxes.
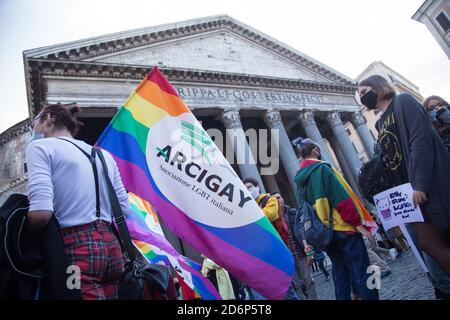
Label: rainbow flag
xmin=331 ymin=166 xmax=378 ymax=234
xmin=126 ymin=192 xmax=219 ymax=299
xmin=97 ymin=67 xmax=294 ymax=300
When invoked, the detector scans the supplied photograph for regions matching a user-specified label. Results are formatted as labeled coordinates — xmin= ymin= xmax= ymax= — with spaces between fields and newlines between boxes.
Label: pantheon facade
xmin=0 ymin=15 xmax=375 ymax=256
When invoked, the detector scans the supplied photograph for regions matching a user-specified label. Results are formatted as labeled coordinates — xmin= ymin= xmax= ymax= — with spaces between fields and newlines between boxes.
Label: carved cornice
xmin=297 ymin=111 xmax=316 ymax=127
xmin=326 ymin=112 xmax=344 ymax=128
xmin=0 ymin=120 xmax=30 ymax=146
xmin=219 ymin=109 xmax=242 ymax=129
xmin=350 ymin=112 xmax=367 ymax=127
xmin=264 ymin=109 xmax=283 ymax=128
xmin=27 ymin=59 xmax=358 ymax=116
xmin=31 ymin=16 xmax=354 ymax=86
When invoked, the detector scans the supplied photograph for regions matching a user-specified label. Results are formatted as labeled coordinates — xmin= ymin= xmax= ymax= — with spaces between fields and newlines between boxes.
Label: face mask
xmin=428 ymin=108 xmax=438 ymax=122
xmin=429 ymin=107 xmax=450 ymax=124
xmin=30 ymin=129 xmax=45 ymax=142
xmin=249 ymin=186 xmax=259 ymax=200
xmin=360 ymin=90 xmax=378 ymax=110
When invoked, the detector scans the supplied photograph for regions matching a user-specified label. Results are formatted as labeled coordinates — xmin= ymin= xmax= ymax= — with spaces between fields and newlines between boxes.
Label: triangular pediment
xmin=24 ymin=15 xmax=355 ymax=85
xmin=92 ymin=31 xmax=331 ymax=82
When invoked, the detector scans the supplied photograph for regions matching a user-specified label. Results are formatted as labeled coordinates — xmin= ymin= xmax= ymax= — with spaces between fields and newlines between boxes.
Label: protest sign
xmin=374 ymin=183 xmax=428 ymax=272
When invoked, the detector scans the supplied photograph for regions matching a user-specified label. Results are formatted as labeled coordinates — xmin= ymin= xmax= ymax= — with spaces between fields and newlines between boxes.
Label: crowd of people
xmin=13 ymin=74 xmax=450 ymax=300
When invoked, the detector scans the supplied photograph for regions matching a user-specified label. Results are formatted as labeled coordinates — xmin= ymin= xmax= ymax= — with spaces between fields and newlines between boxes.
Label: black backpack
xmin=293 ymin=196 xmax=333 ymax=251
xmin=358 ymin=153 xmax=395 ymax=205
xmin=0 ymin=194 xmax=44 ymax=299
xmin=0 ymin=193 xmax=82 ymax=300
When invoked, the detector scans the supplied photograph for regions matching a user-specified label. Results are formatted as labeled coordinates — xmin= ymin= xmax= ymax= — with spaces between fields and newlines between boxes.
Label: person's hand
xmin=304 ymin=244 xmax=314 ymax=255
xmin=412 ymin=191 xmax=428 ymax=208
xmin=356 ymin=225 xmax=374 ymax=242
xmin=306 ymin=255 xmax=314 ymax=266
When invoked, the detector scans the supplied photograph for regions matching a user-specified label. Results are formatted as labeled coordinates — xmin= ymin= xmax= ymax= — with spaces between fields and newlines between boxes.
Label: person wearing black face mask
xmin=357 ymin=75 xmax=450 ymax=277
xmin=359 ymin=89 xmax=379 ymax=110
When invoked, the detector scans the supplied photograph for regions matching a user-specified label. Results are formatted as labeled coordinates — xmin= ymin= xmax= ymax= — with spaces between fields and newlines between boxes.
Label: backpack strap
xmin=94 ymin=147 xmax=137 ymax=262
xmin=57 ymin=138 xmax=100 ymax=218
xmin=58 ymin=138 xmax=137 ymax=262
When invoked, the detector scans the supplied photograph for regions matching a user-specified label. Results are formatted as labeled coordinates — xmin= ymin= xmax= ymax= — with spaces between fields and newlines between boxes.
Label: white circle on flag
xmin=146 ymin=113 xmax=262 ymax=228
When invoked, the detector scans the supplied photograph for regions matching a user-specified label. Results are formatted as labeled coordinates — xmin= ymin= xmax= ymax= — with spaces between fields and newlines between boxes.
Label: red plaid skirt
xmin=61 ymin=220 xmax=125 ymax=300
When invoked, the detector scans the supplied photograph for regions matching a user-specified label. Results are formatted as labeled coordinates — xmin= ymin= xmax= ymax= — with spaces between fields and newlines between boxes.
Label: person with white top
xmin=26 ymin=103 xmax=131 ymax=300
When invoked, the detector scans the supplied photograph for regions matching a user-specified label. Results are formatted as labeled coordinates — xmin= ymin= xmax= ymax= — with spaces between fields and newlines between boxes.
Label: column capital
xmin=219 ymin=109 xmax=242 ymax=129
xmin=350 ymin=112 xmax=367 ymax=127
xmin=297 ymin=110 xmax=316 ymax=126
xmin=263 ymin=109 xmax=283 ymax=128
xmin=326 ymin=112 xmax=343 ymax=128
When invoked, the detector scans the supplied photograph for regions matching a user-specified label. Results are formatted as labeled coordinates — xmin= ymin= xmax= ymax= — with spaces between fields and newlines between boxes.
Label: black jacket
xmin=0 ymin=194 xmax=82 ymax=300
xmin=393 ymin=93 xmax=450 ymax=229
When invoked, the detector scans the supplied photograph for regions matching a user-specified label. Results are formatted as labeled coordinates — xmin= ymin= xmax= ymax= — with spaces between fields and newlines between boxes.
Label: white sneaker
xmin=389 ymin=248 xmax=398 ymax=260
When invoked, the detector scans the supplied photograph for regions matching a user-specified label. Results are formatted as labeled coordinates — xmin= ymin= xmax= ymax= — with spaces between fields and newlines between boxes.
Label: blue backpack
xmin=293 ymin=171 xmax=333 ymax=251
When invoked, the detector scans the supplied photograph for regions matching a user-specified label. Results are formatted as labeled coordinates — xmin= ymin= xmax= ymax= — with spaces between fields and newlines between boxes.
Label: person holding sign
xmin=293 ymin=138 xmax=379 ymax=300
xmin=358 ymin=75 xmax=450 ymax=276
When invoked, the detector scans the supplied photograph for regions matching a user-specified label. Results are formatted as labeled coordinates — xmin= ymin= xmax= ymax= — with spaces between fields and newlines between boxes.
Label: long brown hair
xmin=37 ymin=103 xmax=83 ymax=136
xmin=423 ymin=95 xmax=449 ymax=109
xmin=358 ymin=75 xmax=396 ymax=101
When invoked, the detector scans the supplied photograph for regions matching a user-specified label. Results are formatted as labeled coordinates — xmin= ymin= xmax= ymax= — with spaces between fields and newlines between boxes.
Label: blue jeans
xmin=247 ymin=282 xmax=300 ymax=300
xmin=326 ymin=231 xmax=379 ymax=300
xmin=284 ymin=282 xmax=301 ymax=300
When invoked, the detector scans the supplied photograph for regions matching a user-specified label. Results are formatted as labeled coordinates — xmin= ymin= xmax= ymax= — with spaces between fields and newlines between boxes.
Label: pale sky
xmin=1 ymin=0 xmax=449 ymax=134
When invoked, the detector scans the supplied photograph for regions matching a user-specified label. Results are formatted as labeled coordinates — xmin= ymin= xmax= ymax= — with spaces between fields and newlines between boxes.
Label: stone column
xmin=297 ymin=111 xmax=336 ymax=167
xmin=326 ymin=111 xmax=362 ymax=180
xmin=263 ymin=109 xmax=299 ymax=195
xmin=262 ymin=174 xmax=281 ymax=195
xmin=219 ymin=109 xmax=266 ymax=193
xmin=350 ymin=112 xmax=375 ymax=159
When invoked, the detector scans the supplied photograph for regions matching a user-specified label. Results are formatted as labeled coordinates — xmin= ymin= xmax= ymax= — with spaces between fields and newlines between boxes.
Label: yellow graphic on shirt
xmin=378 ymin=129 xmax=402 ymax=171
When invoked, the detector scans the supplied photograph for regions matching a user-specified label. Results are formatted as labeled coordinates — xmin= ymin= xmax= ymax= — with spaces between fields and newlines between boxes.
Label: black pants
xmin=316 ymin=258 xmax=329 ymax=278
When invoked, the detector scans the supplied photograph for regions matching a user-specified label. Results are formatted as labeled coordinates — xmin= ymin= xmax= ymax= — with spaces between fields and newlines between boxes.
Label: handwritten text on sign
xmin=373 ymin=183 xmax=424 ymax=231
